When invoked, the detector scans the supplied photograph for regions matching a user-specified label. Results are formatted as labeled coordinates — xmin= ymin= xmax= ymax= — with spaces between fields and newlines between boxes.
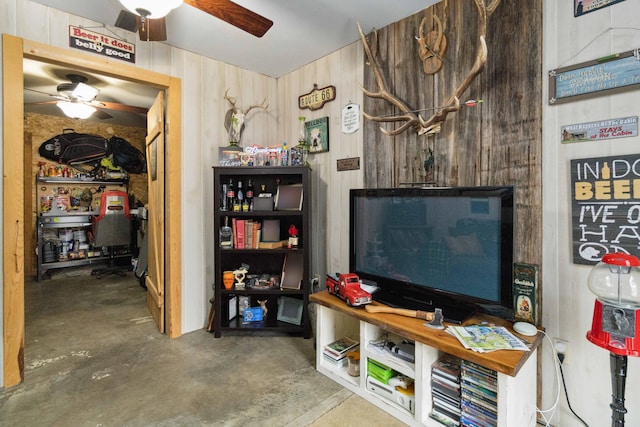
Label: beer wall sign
xmin=571 ymin=154 xmax=640 ymax=264
xmin=68 ymin=25 xmax=135 ymax=63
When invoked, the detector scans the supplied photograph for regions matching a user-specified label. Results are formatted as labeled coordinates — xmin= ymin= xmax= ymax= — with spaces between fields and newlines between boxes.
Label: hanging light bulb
xmin=119 ymin=0 xmax=183 ymax=19
xmin=56 ymin=101 xmax=96 ymax=119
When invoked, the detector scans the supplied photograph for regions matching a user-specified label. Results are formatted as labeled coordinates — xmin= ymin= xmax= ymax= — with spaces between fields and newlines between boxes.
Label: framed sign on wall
xmin=570 ymin=154 xmax=640 ymax=264
xmin=549 ymin=48 xmax=640 ymax=105
xmin=306 ymin=116 xmax=329 ymax=154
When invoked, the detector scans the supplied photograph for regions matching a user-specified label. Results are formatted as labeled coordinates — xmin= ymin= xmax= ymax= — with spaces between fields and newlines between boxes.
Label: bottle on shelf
xmin=293 ymin=116 xmax=309 ymax=166
xmin=226 ymin=179 xmax=235 ymax=211
xmin=282 ymin=142 xmax=289 ymax=166
xmin=219 ymin=216 xmax=233 ymax=249
xmin=235 ymin=180 xmax=244 ymax=212
xmin=246 ymin=179 xmax=254 ymax=211
xmin=221 ymin=183 xmax=228 ymax=211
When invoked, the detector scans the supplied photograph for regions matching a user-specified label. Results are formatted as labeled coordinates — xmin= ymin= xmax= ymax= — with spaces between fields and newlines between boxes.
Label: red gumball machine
xmin=587 ymin=253 xmax=640 ymax=426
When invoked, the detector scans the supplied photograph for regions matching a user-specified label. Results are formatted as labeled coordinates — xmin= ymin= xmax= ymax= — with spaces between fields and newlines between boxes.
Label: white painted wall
xmin=542 ymin=1 xmax=640 ymax=425
xmin=276 ymin=43 xmax=365 ymax=283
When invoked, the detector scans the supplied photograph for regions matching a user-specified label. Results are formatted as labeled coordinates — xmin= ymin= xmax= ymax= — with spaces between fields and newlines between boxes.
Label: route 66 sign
xmin=298 ymin=84 xmax=336 ymax=110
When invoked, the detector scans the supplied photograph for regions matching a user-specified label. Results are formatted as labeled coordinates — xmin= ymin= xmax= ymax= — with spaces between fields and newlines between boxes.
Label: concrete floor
xmin=0 ymin=271 xmax=405 ymax=426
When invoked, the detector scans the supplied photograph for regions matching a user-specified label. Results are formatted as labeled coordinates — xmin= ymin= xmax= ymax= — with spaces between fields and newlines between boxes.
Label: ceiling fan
xmin=25 ymin=73 xmax=149 ymax=120
xmin=117 ymin=0 xmax=274 ymax=42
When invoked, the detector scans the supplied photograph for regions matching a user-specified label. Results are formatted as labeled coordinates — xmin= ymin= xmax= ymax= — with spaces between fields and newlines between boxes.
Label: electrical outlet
xmin=311 ymin=275 xmax=320 ymax=292
xmin=553 ymin=338 xmax=568 ymax=362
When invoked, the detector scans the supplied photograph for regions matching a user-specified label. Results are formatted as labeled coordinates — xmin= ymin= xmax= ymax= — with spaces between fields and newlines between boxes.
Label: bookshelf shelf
xmin=212 ymin=166 xmax=311 ymax=338
xmin=311 ymin=290 xmax=542 ymax=426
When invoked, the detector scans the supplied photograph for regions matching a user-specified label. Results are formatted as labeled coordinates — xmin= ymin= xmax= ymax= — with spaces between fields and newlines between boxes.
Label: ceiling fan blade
xmin=93 ymin=109 xmax=113 ymax=120
xmin=26 ymin=100 xmax=113 ymax=120
xmin=137 ymin=16 xmax=167 ymax=41
xmin=94 ymin=101 xmax=149 ymax=115
xmin=184 ymin=0 xmax=273 ymax=38
xmin=25 ymin=100 xmax=59 ymax=106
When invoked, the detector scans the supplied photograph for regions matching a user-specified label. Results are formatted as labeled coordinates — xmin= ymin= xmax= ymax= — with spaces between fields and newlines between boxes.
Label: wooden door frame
xmin=2 ymin=34 xmax=182 ymax=387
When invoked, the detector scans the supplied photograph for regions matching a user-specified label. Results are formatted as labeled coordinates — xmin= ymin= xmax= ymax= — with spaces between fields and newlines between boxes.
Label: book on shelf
xmin=432 ymin=376 xmax=460 ymax=395
xmin=461 ymin=380 xmax=497 ymax=400
xmin=322 ymin=352 xmax=348 ymax=367
xmin=460 ymin=384 xmax=497 ymax=406
xmin=236 ymin=219 xmax=245 ymax=249
xmin=433 ymin=391 xmax=461 ymax=411
xmin=252 ymin=221 xmax=261 ymax=249
xmin=258 ymin=240 xmax=285 ymax=249
xmin=461 ymin=367 xmax=497 ymax=388
xmin=461 ymin=403 xmax=497 ymax=427
xmin=513 ymin=262 xmax=539 ymax=325
xmin=231 ymin=218 xmax=238 ymax=248
xmin=429 ymin=409 xmax=461 ymax=427
xmin=461 ymin=361 xmax=498 ymax=382
xmin=322 ymin=348 xmax=346 ymax=361
xmin=432 ymin=354 xmax=461 ymax=382
xmin=461 ymin=397 xmax=497 ymax=418
xmin=245 ymin=220 xmax=253 ymax=249
xmin=431 ymin=354 xmax=461 ymax=427
xmin=433 ymin=399 xmax=461 ymax=421
xmin=465 ymin=361 xmax=497 ymax=378
xmin=433 ymin=389 xmax=460 ymax=407
xmin=324 ymin=336 xmax=359 ymax=358
xmin=281 ymin=252 xmax=304 ymax=290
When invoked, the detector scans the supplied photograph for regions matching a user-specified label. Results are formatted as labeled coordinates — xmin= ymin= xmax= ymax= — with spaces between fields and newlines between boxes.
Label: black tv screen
xmin=349 ymin=186 xmax=515 ymax=323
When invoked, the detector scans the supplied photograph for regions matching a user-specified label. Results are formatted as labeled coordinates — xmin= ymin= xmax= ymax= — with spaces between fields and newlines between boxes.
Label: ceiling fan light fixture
xmin=57 ymin=101 xmax=97 ymax=120
xmin=71 ymin=82 xmax=100 ymax=102
xmin=119 ymin=0 xmax=183 ymax=19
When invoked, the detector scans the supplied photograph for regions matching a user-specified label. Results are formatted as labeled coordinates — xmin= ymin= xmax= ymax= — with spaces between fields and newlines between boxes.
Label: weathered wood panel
xmin=363 ymin=0 xmax=543 ymax=271
xmin=362 ymin=25 xmax=395 ymax=188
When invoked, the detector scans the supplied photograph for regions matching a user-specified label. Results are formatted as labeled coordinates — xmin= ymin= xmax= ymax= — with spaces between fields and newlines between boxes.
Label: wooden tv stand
xmin=310 ymin=291 xmax=543 ymax=426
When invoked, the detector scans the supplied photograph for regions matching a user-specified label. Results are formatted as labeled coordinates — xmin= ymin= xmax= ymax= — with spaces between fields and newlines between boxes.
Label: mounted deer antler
xmin=358 ymin=0 xmax=500 ymax=136
xmin=224 ymin=89 xmax=269 ymax=143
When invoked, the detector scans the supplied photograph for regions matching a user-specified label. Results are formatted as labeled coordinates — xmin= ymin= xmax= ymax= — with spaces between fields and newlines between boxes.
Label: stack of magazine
xmin=429 ymin=354 xmax=462 ymax=427
xmin=460 ymin=360 xmax=498 ymax=427
xmin=323 ymin=336 xmax=359 ymax=368
xmin=447 ymin=325 xmax=530 ymax=353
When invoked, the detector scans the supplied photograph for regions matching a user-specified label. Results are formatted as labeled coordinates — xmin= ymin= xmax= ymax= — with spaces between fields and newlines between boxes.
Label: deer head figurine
xmin=357 ymin=0 xmax=501 ymax=136
xmin=224 ymin=89 xmax=269 ymax=144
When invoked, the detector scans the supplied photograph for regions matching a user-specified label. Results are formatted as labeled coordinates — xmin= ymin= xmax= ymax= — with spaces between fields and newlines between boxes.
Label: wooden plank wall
xmin=363 ymin=0 xmax=543 ymax=269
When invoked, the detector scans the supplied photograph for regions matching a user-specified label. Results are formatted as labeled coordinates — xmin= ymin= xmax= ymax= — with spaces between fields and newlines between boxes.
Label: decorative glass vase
xmin=291 ymin=116 xmax=309 ymax=166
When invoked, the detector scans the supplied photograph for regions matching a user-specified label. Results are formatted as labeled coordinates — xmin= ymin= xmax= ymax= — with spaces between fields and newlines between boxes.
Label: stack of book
xmin=323 ymin=336 xmax=359 ymax=368
xmin=460 ymin=360 xmax=498 ymax=427
xmin=231 ymin=218 xmax=262 ymax=249
xmin=429 ymin=354 xmax=462 ymax=427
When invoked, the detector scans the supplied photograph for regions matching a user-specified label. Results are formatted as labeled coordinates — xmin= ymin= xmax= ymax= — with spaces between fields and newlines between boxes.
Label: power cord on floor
xmin=536 ymin=331 xmax=589 ymax=427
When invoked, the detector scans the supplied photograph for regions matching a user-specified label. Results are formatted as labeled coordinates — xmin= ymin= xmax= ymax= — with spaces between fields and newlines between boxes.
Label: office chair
xmin=91 ymin=190 xmax=132 ymax=279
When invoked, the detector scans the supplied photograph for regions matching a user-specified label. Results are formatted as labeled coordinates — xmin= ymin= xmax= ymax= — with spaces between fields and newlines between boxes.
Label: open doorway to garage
xmin=3 ymin=34 xmax=183 ymax=387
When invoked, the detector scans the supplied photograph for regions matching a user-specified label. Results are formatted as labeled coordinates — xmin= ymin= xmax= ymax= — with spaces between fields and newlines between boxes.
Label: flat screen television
xmin=349 ymin=186 xmax=515 ymax=323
